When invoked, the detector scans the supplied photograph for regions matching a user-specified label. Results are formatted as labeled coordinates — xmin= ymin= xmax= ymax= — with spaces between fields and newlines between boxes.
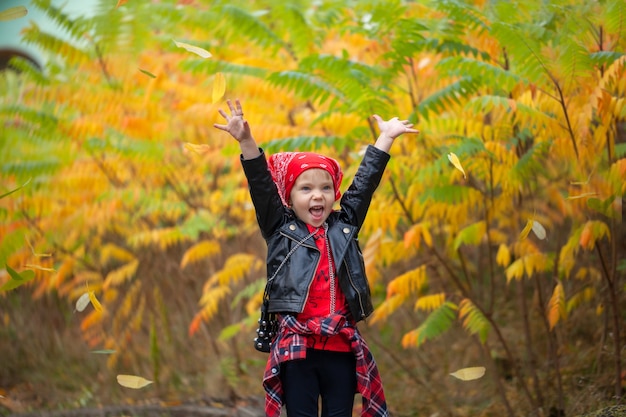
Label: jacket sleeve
xmin=240 ymin=149 xmax=285 ymax=240
xmin=339 ymin=145 xmax=390 ymax=230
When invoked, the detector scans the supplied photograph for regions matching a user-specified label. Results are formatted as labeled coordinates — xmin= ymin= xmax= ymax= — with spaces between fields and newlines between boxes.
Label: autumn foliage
xmin=1 ymin=0 xmax=625 ymax=415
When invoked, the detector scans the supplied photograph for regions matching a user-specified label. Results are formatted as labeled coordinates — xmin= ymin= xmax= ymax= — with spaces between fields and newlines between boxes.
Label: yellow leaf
xmin=496 ymin=244 xmax=510 ymax=267
xmin=184 ymin=142 xmax=211 ymax=156
xmin=447 ymin=152 xmax=466 ymax=178
xmin=505 ymin=258 xmax=525 ymax=283
xmin=531 ymin=220 xmax=547 ymax=240
xmin=212 ymin=73 xmax=226 ymax=103
xmin=414 ymin=293 xmax=445 ymax=312
xmin=75 ymin=292 xmax=91 ymax=312
xmin=88 ymin=291 xmax=103 ymax=313
xmin=519 ymin=219 xmax=533 ymax=240
xmin=0 ymin=6 xmax=28 ymax=21
xmin=103 ymin=259 xmax=139 ymax=289
xmin=173 ymin=40 xmax=212 ymax=59
xmin=421 ymin=225 xmax=433 ymax=247
xmin=450 ymin=366 xmax=486 ymax=381
xmin=116 ymin=374 xmax=153 ymax=389
xmin=181 ymin=240 xmax=221 ymax=269
xmin=387 ymin=266 xmax=426 ymax=297
xmin=362 ymin=228 xmax=382 ymax=284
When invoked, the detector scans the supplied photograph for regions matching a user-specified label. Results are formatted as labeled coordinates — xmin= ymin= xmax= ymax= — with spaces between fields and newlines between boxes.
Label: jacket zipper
xmin=344 ymin=261 xmax=365 ymax=319
xmin=280 ymin=230 xmax=320 ymax=313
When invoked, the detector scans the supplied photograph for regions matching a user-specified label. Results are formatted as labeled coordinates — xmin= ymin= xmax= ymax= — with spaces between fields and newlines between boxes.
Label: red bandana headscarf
xmin=268 ymin=152 xmax=343 ymax=206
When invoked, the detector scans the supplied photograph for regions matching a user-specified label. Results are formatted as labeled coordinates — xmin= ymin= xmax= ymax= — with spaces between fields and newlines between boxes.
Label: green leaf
xmin=139 ymin=68 xmax=157 ymax=78
xmin=218 ymin=323 xmax=242 ymax=342
xmin=1 ymin=265 xmax=36 ymax=292
xmin=453 ymin=221 xmax=486 ymax=251
xmin=415 ymin=301 xmax=458 ymax=346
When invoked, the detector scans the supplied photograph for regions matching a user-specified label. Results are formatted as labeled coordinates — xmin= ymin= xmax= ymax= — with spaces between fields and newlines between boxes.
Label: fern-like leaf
xmin=436 ymin=57 xmax=521 ymax=92
xmin=414 ymin=292 xmax=446 ymax=312
xmin=402 ymin=301 xmax=458 ymax=348
xmin=490 ymin=22 xmax=549 ymax=87
xmin=103 ymin=259 xmax=139 ymax=290
xmin=458 ymin=298 xmax=490 ymax=342
xmin=219 ymin=4 xmax=292 ymax=57
xmin=547 ymin=281 xmax=566 ymax=330
xmin=180 ymin=240 xmax=221 ymax=269
xmin=387 ymin=265 xmax=427 ymax=298
xmin=263 ymin=135 xmax=348 ymax=153
xmin=369 ymin=294 xmax=407 ymax=325
xmin=453 ymin=221 xmax=487 ymax=251
xmin=267 ymin=70 xmax=341 ymax=106
xmin=417 ymin=77 xmax=482 ymax=120
xmin=205 ymin=253 xmax=264 ymax=288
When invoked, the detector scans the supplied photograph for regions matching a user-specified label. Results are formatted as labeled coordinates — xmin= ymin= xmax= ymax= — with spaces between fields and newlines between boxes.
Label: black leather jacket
xmin=241 ymin=145 xmax=390 ymax=322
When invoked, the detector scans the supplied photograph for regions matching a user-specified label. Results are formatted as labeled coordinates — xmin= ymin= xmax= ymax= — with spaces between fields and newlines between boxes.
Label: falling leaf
xmin=212 ymin=73 xmax=226 ymax=103
xmin=519 ymin=219 xmax=533 ymax=240
xmin=173 ymin=40 xmax=212 ymax=58
xmin=0 ymin=6 xmax=28 ymax=21
xmin=88 ymin=291 xmax=103 ymax=312
xmin=91 ymin=349 xmax=116 ymax=354
xmin=531 ymin=220 xmax=547 ymax=240
xmin=184 ymin=142 xmax=211 ymax=155
xmin=0 ymin=265 xmax=36 ymax=291
xmin=447 ymin=152 xmax=466 ymax=178
xmin=139 ymin=68 xmax=157 ymax=78
xmin=115 ymin=0 xmax=128 ymax=8
xmin=450 ymin=366 xmax=486 ymax=381
xmin=75 ymin=292 xmax=91 ymax=312
xmin=117 ymin=374 xmax=153 ymax=389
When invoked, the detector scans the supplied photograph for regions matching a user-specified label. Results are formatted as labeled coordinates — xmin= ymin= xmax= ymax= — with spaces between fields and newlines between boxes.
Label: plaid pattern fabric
xmin=263 ymin=313 xmax=389 ymax=417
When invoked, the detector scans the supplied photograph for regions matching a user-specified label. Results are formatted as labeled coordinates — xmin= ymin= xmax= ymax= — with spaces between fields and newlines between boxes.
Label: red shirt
xmin=297 ymin=224 xmax=351 ymax=352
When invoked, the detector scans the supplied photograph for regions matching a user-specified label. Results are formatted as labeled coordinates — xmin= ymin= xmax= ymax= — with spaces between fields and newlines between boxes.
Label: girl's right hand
xmin=213 ymin=99 xmax=252 ymax=142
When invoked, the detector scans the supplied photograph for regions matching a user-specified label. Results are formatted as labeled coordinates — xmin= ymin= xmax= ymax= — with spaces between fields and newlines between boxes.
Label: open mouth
xmin=310 ymin=206 xmax=324 ymax=218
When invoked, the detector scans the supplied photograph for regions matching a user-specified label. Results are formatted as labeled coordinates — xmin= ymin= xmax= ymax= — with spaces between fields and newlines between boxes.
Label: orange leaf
xmin=115 ymin=0 xmax=128 ymax=8
xmin=579 ymin=222 xmax=592 ymax=249
xmin=189 ymin=313 xmax=204 ymax=337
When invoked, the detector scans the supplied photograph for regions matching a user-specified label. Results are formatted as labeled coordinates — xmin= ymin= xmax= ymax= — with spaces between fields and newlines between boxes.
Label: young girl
xmin=214 ymin=99 xmax=419 ymax=417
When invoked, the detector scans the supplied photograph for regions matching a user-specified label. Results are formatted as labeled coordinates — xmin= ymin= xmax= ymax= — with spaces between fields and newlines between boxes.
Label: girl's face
xmin=289 ymin=168 xmax=335 ymax=227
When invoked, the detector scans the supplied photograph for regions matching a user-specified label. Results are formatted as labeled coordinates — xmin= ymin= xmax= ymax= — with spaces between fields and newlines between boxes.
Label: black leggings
xmin=281 ymin=349 xmax=357 ymax=417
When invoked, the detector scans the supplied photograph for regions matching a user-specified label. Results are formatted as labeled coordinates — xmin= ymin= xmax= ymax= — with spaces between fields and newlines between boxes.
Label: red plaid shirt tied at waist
xmin=263 ymin=313 xmax=389 ymax=417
